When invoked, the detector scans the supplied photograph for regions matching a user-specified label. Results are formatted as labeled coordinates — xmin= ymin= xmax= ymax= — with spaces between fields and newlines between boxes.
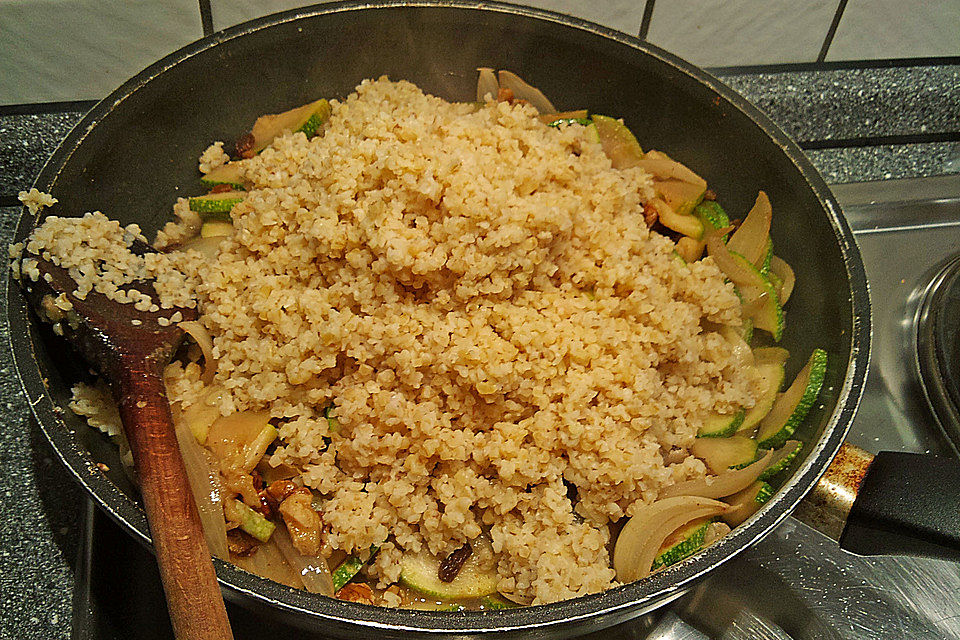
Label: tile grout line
xmin=817 ymin=0 xmax=849 ymax=63
xmin=638 ymin=0 xmax=656 ymax=40
xmin=198 ymin=0 xmax=214 ymax=37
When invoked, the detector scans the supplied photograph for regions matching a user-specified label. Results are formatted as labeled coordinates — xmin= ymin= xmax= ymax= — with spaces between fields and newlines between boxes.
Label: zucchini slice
xmin=480 ymin=595 xmax=518 ymax=610
xmin=243 ymin=98 xmax=332 ymax=157
xmin=590 ymin=114 xmax=643 ymax=169
xmin=656 ymin=179 xmax=706 ymax=217
xmin=540 ymin=109 xmax=589 ymax=124
xmin=225 ymin=499 xmax=275 ymax=542
xmin=733 ymin=253 xmax=784 ymax=341
xmin=691 ymin=435 xmax=759 ymax=473
xmin=188 ymin=190 xmax=245 ymax=218
xmin=652 ymin=198 xmax=704 ymax=239
xmin=694 ymin=201 xmax=730 ymax=233
xmin=651 ymin=518 xmax=709 ymax=570
xmin=698 ymin=409 xmax=746 ymax=438
xmin=738 ymin=361 xmax=786 ymax=435
xmin=757 ymin=349 xmax=828 ymax=449
xmin=548 ymin=116 xmax=592 ymax=127
xmin=758 ymin=439 xmax=803 ymax=481
xmin=200 ymin=221 xmax=233 ymax=238
xmin=722 ymin=481 xmax=774 ymax=527
xmin=332 ymin=546 xmax=379 ymax=592
xmin=200 ymin=161 xmax=246 ymax=190
xmin=758 ymin=239 xmax=774 ymax=275
xmin=400 ymin=537 xmax=498 ymax=599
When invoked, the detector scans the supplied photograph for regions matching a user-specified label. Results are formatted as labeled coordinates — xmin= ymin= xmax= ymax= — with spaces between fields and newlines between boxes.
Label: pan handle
xmin=793 ymin=443 xmax=960 ymax=561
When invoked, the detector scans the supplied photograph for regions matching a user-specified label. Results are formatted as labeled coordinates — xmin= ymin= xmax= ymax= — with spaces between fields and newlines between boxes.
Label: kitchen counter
xmin=1 ymin=61 xmax=958 ymax=639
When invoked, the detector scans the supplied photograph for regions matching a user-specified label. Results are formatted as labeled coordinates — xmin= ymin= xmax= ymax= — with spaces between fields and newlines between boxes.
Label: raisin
xmin=438 ymin=542 xmax=472 ymax=583
xmin=235 ymin=132 xmax=255 ymax=159
xmin=643 ymin=202 xmax=659 ymax=228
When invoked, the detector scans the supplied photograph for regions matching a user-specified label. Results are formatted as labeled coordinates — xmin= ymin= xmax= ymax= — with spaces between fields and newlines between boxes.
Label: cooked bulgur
xmin=21 ymin=77 xmax=757 ymax=605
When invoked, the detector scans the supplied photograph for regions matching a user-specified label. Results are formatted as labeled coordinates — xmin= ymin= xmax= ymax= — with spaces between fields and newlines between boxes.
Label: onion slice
xmin=769 ymin=255 xmax=796 ymax=303
xmin=232 ymin=536 xmax=305 ymax=589
xmin=497 ymin=70 xmax=556 ymax=114
xmin=179 ymin=320 xmax=218 ymax=384
xmin=476 ymin=67 xmax=498 ymax=102
xmin=173 ymin=420 xmax=229 ymax=560
xmin=660 ymin=449 xmax=774 ymax=500
xmin=614 ymin=496 xmax=730 ymax=582
xmin=705 ymin=228 xmax=762 ymax=287
xmin=174 ymin=235 xmax=225 ymax=261
xmin=719 ymin=325 xmax=755 ymax=367
xmin=635 ymin=157 xmax=707 ymax=188
xmin=273 ymin=525 xmax=334 ymax=596
xmin=727 ymin=192 xmax=772 ymax=266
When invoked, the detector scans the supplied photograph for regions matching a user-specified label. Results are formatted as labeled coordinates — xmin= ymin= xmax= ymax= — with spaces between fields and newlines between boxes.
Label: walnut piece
xmin=278 ymin=488 xmax=322 ymax=556
xmin=336 ymin=582 xmax=374 ymax=604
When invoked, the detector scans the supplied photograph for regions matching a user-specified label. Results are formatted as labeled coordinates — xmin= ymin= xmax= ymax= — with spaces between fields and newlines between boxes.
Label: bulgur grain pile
xmin=24 ymin=78 xmax=758 ymax=605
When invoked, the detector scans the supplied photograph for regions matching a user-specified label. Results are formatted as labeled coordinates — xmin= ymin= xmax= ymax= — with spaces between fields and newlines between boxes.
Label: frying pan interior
xmin=9 ymin=2 xmax=868 ymax=637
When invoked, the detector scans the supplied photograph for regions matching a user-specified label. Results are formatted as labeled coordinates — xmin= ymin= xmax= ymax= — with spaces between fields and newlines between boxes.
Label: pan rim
xmin=6 ymin=0 xmax=871 ymax=635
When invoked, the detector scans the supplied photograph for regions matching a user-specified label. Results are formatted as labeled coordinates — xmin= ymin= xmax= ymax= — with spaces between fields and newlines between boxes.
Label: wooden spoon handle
xmin=116 ymin=364 xmax=234 ymax=640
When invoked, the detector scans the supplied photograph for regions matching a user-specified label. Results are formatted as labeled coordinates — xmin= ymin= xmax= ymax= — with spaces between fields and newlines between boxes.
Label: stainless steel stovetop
xmin=72 ymin=176 xmax=960 ymax=640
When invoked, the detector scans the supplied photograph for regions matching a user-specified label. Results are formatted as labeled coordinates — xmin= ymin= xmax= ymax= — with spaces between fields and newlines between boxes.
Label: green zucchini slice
xmin=738 ymin=361 xmax=786 ymax=435
xmin=243 ymin=98 xmax=332 ymax=157
xmin=758 ymin=239 xmax=773 ymax=275
xmin=548 ymin=117 xmax=592 ymax=127
xmin=694 ymin=201 xmax=730 ymax=233
xmin=540 ymin=109 xmax=589 ymax=125
xmin=651 ymin=519 xmax=709 ymax=570
xmin=698 ymin=409 xmax=746 ymax=438
xmin=590 ymin=114 xmax=643 ymax=169
xmin=188 ymin=191 xmax=245 ymax=218
xmin=400 ymin=538 xmax=498 ymax=599
xmin=691 ymin=436 xmax=759 ymax=473
xmin=332 ymin=546 xmax=379 ymax=592
xmin=656 ymin=179 xmax=706 ymax=217
xmin=758 ymin=439 xmax=803 ymax=481
xmin=653 ymin=198 xmax=704 ymax=239
xmin=732 ymin=252 xmax=784 ymax=341
xmin=200 ymin=161 xmax=246 ymax=190
xmin=756 ymin=349 xmax=828 ymax=449
xmin=200 ymin=221 xmax=233 ymax=238
xmin=225 ymin=499 xmax=275 ymax=542
xmin=480 ymin=595 xmax=518 ymax=610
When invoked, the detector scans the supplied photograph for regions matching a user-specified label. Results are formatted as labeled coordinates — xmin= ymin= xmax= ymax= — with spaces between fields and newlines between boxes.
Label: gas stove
xmin=70 ymin=176 xmax=960 ymax=640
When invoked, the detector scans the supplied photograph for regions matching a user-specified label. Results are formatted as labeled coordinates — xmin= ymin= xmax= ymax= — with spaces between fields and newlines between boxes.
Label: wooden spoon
xmin=18 ymin=240 xmax=234 ymax=640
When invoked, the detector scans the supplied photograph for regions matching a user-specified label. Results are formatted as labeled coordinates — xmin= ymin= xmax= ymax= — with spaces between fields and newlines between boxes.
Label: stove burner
xmin=915 ymin=254 xmax=960 ymax=449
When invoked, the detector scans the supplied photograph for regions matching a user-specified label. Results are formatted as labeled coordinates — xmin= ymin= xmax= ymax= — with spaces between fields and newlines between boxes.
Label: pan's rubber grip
xmin=840 ymin=451 xmax=960 ymax=561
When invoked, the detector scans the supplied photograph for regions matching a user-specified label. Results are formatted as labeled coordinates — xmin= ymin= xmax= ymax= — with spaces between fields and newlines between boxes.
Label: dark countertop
xmin=0 ymin=62 xmax=957 ymax=639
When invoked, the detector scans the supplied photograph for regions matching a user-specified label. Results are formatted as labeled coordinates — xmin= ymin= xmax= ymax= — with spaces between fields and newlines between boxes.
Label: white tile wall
xmin=0 ymin=0 xmax=203 ymax=104
xmin=208 ymin=0 xmax=319 ymax=31
xmin=208 ymin=0 xmax=647 ymax=34
xmin=645 ymin=0 xmax=839 ymax=67
xmin=0 ymin=1 xmax=955 ymax=105
xmin=827 ymin=0 xmax=960 ymax=61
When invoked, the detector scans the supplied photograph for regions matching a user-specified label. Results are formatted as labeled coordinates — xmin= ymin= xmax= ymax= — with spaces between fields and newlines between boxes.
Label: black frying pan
xmin=10 ymin=2 xmax=956 ymax=638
